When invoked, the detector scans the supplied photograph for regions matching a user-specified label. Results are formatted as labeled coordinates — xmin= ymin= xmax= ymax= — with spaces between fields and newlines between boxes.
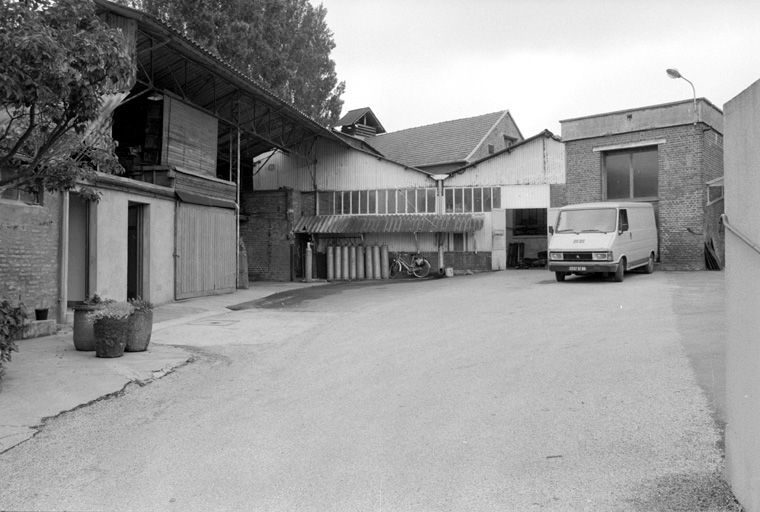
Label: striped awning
xmin=293 ymin=214 xmax=485 ymax=234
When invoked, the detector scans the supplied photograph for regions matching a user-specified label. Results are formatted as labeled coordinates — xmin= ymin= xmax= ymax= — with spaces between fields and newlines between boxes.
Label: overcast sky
xmin=317 ymin=0 xmax=760 ymax=137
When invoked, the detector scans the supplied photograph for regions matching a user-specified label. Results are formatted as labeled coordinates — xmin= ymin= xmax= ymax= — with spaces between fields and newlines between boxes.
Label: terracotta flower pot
xmin=125 ymin=309 xmax=153 ymax=352
xmin=93 ymin=317 xmax=130 ymax=358
xmin=73 ymin=304 xmax=101 ymax=351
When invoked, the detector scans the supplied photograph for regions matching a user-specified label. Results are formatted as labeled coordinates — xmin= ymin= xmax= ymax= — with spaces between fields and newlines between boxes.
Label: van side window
xmin=618 ymin=209 xmax=629 ymax=232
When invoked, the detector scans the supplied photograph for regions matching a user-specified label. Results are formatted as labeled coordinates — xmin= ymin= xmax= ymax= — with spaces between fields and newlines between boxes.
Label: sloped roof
xmin=94 ymin=0 xmax=343 ymax=160
xmin=365 ymin=111 xmax=510 ymax=168
xmin=336 ymin=107 xmax=386 ymax=134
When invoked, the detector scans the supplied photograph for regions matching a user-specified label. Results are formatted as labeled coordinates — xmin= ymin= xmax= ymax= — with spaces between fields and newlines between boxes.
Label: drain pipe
xmin=432 ymin=174 xmax=449 ymax=273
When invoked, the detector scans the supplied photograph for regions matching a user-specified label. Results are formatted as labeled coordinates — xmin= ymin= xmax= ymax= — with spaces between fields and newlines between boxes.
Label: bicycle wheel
xmin=390 ymin=260 xmax=402 ymax=278
xmin=412 ymin=258 xmax=431 ymax=278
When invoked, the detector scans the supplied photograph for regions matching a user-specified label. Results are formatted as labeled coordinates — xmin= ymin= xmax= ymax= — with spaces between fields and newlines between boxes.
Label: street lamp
xmin=666 ymin=68 xmax=697 ymax=124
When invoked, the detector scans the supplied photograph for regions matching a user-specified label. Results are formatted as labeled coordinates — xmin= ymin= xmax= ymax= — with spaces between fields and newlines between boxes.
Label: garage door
xmin=175 ymin=203 xmax=236 ymax=299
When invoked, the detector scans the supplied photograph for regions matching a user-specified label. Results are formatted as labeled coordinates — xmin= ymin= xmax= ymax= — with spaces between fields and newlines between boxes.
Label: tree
xmin=0 ymin=0 xmax=134 ymax=199
xmin=121 ymin=0 xmax=345 ymax=127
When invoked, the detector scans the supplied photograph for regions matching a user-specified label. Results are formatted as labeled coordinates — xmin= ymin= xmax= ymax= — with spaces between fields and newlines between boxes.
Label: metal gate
xmin=175 ymin=203 xmax=236 ymax=299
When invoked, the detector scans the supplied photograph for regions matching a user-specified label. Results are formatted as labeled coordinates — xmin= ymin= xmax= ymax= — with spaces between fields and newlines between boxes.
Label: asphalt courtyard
xmin=0 ymin=269 xmax=736 ymax=511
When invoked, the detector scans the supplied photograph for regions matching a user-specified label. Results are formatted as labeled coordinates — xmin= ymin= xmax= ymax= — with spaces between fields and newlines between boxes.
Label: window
xmin=416 ymin=189 xmax=425 ymax=213
xmin=426 ymin=189 xmax=436 ymax=213
xmin=707 ymin=178 xmax=724 ymax=206
xmin=367 ymin=190 xmax=376 ymax=214
xmin=317 ymin=188 xmax=437 ymax=215
xmin=396 ymin=190 xmax=406 ymax=214
xmin=604 ymin=147 xmax=658 ymax=200
xmin=318 ymin=191 xmax=334 ymax=214
xmin=443 ymin=187 xmax=500 ymax=213
xmin=452 ymin=233 xmax=465 ymax=252
xmin=513 ymin=209 xmax=547 ymax=236
xmin=0 ymin=169 xmax=40 ymax=204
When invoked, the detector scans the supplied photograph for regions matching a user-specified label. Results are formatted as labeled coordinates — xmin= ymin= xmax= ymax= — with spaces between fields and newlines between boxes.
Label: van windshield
xmin=556 ymin=208 xmax=617 ymax=233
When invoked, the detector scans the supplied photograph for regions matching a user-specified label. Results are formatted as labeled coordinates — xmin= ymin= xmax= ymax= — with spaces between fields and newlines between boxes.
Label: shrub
xmin=128 ymin=297 xmax=154 ymax=312
xmin=1 ymin=299 xmax=28 ymax=381
xmin=88 ymin=301 xmax=134 ymax=322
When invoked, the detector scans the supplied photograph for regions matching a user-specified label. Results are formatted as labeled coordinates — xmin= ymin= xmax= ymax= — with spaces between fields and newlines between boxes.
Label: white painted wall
xmin=91 ymin=188 xmax=175 ymax=304
xmin=724 ymin=78 xmax=760 ymax=512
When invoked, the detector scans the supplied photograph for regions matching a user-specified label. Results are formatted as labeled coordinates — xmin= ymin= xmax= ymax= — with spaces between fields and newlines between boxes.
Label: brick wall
xmin=703 ymin=129 xmax=725 ymax=266
xmin=550 ymin=184 xmax=567 ymax=208
xmin=240 ymin=190 xmax=291 ymax=281
xmin=0 ymin=193 xmax=61 ymax=316
xmin=564 ymin=123 xmax=721 ymax=270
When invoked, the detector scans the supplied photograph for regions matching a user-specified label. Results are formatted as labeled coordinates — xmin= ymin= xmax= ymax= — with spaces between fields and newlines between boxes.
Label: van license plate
xmin=569 ymin=266 xmax=586 ymax=271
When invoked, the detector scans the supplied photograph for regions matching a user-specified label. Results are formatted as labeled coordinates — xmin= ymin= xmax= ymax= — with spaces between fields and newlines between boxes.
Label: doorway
xmin=127 ymin=202 xmax=147 ymax=300
xmin=67 ymin=193 xmax=89 ymax=304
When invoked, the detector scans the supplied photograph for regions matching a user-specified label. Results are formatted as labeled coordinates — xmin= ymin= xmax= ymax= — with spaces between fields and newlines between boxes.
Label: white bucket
xmin=444 ymin=267 xmax=454 ymax=277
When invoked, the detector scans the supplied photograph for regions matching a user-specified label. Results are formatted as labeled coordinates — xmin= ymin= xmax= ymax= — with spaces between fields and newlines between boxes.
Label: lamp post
xmin=666 ymin=68 xmax=697 ymax=125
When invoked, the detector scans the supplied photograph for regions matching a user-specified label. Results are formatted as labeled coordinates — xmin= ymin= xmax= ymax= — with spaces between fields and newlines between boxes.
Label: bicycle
xmin=390 ymin=252 xmax=431 ymax=278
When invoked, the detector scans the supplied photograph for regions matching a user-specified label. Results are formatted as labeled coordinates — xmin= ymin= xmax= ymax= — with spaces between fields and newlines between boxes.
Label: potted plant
xmin=34 ymin=302 xmax=49 ymax=321
xmin=126 ymin=297 xmax=154 ymax=352
xmin=90 ymin=301 xmax=134 ymax=358
xmin=1 ymin=299 xmax=28 ymax=385
xmin=72 ymin=294 xmax=110 ymax=351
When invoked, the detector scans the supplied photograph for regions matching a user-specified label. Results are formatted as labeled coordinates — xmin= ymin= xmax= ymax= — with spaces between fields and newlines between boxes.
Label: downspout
xmin=236 ymin=127 xmax=241 ymax=288
xmin=431 ymin=174 xmax=449 ymax=273
xmin=58 ymin=191 xmax=70 ymax=324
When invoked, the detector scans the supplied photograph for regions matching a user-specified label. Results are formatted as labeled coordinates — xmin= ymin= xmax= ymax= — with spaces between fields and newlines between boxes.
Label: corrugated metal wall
xmin=163 ymin=97 xmax=218 ymax=177
xmin=175 ymin=203 xmax=236 ymax=299
xmin=253 ymin=139 xmax=433 ymax=191
xmin=446 ymin=137 xmax=565 ymax=187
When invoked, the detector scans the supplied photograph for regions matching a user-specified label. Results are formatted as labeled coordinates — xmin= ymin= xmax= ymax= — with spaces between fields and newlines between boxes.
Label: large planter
xmin=125 ymin=310 xmax=153 ymax=352
xmin=73 ymin=304 xmax=101 ymax=351
xmin=93 ymin=317 xmax=130 ymax=358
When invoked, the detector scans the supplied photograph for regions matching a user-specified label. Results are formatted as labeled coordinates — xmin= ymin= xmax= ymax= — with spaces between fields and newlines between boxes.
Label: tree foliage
xmin=121 ymin=0 xmax=345 ymax=127
xmin=0 ymin=0 xmax=134 ymax=198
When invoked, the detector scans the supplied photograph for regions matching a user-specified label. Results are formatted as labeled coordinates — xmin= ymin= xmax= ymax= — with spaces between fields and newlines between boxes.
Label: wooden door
xmin=175 ymin=203 xmax=236 ymax=299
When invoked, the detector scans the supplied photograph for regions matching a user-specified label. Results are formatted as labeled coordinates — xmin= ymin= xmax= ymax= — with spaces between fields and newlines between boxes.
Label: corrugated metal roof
xmin=294 ymin=214 xmax=485 ymax=234
xmin=94 ymin=0 xmax=345 ymax=160
xmin=365 ymin=111 xmax=508 ymax=167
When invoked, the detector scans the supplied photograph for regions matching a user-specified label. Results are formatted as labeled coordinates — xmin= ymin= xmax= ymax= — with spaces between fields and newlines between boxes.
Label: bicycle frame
xmin=390 ymin=253 xmax=431 ymax=278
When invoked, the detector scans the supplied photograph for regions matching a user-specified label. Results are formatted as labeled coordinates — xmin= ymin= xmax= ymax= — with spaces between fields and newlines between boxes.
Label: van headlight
xmin=549 ymin=252 xmax=563 ymax=261
xmin=592 ymin=252 xmax=611 ymax=261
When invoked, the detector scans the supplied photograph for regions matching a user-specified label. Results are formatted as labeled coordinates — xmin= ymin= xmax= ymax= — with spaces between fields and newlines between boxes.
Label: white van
xmin=548 ymin=202 xmax=658 ymax=282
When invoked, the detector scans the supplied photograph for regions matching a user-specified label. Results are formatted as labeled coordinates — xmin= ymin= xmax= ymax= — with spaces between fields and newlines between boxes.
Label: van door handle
xmin=629 ymin=232 xmax=633 ymax=239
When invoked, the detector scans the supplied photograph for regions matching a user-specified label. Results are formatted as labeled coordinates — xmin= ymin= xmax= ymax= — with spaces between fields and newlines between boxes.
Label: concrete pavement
xmin=0 ymin=281 xmax=325 ymax=453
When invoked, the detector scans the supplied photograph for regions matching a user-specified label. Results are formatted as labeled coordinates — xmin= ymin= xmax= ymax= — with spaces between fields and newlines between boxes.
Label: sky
xmin=316 ymin=0 xmax=760 ymax=137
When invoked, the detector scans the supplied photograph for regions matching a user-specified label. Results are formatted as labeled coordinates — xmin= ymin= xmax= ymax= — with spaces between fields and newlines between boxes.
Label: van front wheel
xmin=555 ymin=271 xmax=566 ymax=282
xmin=614 ymin=258 xmax=626 ymax=282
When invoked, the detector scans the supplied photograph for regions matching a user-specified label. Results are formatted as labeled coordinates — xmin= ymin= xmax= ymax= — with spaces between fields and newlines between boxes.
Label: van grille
xmin=561 ymin=252 xmax=593 ymax=261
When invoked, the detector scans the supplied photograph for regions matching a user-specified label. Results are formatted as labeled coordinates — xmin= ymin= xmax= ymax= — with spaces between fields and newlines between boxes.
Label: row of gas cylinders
xmin=321 ymin=245 xmax=391 ymax=281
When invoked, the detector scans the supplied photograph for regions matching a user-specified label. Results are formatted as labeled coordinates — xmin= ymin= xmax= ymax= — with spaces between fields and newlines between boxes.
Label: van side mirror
xmin=548 ymin=226 xmax=554 ymax=235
